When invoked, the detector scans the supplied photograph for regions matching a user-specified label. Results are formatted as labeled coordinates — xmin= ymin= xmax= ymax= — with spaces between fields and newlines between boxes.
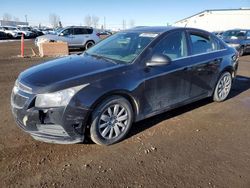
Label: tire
xmin=213 ymin=72 xmax=232 ymax=102
xmin=90 ymin=96 xmax=133 ymax=145
xmin=239 ymin=46 xmax=244 ymax=56
xmin=85 ymin=41 xmax=95 ymax=49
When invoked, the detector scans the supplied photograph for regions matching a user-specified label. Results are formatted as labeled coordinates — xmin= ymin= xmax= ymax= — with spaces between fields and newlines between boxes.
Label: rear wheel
xmin=90 ymin=96 xmax=133 ymax=145
xmin=213 ymin=72 xmax=232 ymax=102
xmin=85 ymin=41 xmax=95 ymax=49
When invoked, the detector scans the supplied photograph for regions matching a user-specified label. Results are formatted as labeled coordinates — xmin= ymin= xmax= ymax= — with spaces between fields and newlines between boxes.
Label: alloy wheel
xmin=217 ymin=73 xmax=232 ymax=101
xmin=98 ymin=104 xmax=128 ymax=139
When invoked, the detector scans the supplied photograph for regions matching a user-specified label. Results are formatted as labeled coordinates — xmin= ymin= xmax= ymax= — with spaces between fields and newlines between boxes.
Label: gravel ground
xmin=0 ymin=40 xmax=250 ymax=188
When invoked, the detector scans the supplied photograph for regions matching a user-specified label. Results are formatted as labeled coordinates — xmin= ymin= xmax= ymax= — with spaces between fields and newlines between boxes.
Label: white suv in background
xmin=35 ymin=26 xmax=101 ymax=49
xmin=0 ymin=26 xmax=22 ymax=39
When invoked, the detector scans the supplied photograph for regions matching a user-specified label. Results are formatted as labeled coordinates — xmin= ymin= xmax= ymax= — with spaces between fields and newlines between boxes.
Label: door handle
xmin=183 ymin=66 xmax=192 ymax=71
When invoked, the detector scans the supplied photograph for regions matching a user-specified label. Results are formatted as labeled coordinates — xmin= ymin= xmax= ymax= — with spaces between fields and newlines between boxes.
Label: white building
xmin=174 ymin=8 xmax=250 ymax=32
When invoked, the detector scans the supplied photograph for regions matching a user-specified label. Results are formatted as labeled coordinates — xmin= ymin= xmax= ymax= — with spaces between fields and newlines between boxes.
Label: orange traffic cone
xmin=21 ymin=34 xmax=24 ymax=57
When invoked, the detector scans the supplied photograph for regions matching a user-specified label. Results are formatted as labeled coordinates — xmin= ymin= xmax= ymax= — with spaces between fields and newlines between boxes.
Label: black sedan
xmin=11 ymin=27 xmax=239 ymax=145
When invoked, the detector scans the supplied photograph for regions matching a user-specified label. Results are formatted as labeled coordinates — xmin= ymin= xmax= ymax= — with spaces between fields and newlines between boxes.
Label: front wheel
xmin=90 ymin=96 xmax=133 ymax=145
xmin=238 ymin=46 xmax=244 ymax=56
xmin=213 ymin=72 xmax=232 ymax=102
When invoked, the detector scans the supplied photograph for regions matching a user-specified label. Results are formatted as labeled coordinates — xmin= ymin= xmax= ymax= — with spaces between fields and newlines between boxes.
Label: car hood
xmin=37 ymin=34 xmax=59 ymax=41
xmin=223 ymin=37 xmax=244 ymax=44
xmin=19 ymin=54 xmax=123 ymax=93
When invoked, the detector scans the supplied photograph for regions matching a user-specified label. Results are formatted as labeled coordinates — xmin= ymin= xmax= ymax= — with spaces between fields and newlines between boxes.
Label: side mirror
xmin=59 ymin=32 xmax=64 ymax=36
xmin=146 ymin=54 xmax=171 ymax=67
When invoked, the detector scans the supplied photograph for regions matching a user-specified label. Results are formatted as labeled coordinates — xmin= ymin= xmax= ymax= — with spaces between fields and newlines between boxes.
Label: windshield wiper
xmin=86 ymin=52 xmax=118 ymax=64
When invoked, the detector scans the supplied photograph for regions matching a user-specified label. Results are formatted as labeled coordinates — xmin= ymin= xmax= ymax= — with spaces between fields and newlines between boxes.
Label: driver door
xmin=59 ymin=28 xmax=74 ymax=46
xmin=142 ymin=30 xmax=191 ymax=114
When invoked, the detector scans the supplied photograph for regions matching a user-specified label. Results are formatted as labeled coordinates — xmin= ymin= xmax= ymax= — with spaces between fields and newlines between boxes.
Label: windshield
xmin=223 ymin=30 xmax=247 ymax=38
xmin=86 ymin=32 xmax=158 ymax=64
xmin=55 ymin=28 xmax=63 ymax=34
xmin=20 ymin=27 xmax=30 ymax=31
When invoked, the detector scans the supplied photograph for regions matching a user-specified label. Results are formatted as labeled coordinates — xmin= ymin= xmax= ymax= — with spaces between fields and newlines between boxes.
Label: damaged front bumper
xmin=11 ymin=86 xmax=90 ymax=144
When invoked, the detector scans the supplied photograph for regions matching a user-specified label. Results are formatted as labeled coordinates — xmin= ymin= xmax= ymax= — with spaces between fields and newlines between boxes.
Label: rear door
xmin=73 ymin=28 xmax=88 ymax=47
xmin=186 ymin=30 xmax=224 ymax=99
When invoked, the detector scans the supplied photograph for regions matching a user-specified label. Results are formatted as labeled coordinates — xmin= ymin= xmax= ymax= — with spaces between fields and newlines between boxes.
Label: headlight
xmin=35 ymin=84 xmax=89 ymax=108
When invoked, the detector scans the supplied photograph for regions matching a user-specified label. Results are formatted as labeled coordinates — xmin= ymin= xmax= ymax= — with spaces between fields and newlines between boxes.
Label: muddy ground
xmin=0 ymin=40 xmax=250 ymax=188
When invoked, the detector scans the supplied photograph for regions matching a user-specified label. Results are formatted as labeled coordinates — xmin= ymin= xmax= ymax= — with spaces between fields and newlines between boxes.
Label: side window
xmin=152 ymin=31 xmax=188 ymax=60
xmin=211 ymin=35 xmax=226 ymax=50
xmin=61 ymin=28 xmax=73 ymax=35
xmin=86 ymin=28 xmax=93 ymax=34
xmin=74 ymin=28 xmax=88 ymax=35
xmin=189 ymin=33 xmax=215 ymax=54
xmin=247 ymin=32 xmax=250 ymax=38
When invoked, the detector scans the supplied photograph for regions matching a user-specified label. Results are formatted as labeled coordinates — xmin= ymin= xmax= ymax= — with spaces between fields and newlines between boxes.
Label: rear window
xmin=74 ymin=28 xmax=87 ymax=35
xmin=74 ymin=28 xmax=93 ymax=35
xmin=211 ymin=35 xmax=226 ymax=50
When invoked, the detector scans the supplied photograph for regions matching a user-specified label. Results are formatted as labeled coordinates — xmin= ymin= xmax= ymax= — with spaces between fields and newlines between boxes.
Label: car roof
xmin=64 ymin=26 xmax=93 ymax=29
xmin=124 ymin=26 xmax=210 ymax=34
xmin=124 ymin=26 xmax=176 ymax=33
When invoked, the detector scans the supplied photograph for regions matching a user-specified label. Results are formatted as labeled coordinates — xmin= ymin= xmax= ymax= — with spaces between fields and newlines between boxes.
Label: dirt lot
xmin=0 ymin=40 xmax=250 ymax=188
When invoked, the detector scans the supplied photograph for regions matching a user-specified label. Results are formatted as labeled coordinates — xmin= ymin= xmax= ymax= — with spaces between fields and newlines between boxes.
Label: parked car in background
xmin=11 ymin=27 xmax=238 ymax=145
xmin=212 ymin=31 xmax=224 ymax=39
xmin=35 ymin=26 xmax=101 ymax=49
xmin=31 ymin=28 xmax=44 ymax=37
xmin=222 ymin=29 xmax=250 ymax=56
xmin=40 ymin=27 xmax=56 ymax=35
xmin=17 ymin=26 xmax=37 ymax=38
xmin=0 ymin=31 xmax=9 ymax=40
xmin=1 ymin=26 xmax=22 ymax=39
xmin=97 ymin=31 xmax=112 ymax=39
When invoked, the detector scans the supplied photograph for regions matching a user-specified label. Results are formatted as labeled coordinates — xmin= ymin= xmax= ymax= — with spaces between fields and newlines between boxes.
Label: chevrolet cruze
xmin=11 ymin=27 xmax=239 ymax=145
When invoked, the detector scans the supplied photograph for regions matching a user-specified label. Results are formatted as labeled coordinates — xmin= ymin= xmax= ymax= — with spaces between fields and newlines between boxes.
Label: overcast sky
xmin=1 ymin=0 xmax=250 ymax=29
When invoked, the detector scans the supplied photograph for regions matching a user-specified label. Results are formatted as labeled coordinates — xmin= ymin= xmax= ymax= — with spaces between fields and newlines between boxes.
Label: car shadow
xmin=127 ymin=75 xmax=250 ymax=140
xmin=69 ymin=48 xmax=84 ymax=55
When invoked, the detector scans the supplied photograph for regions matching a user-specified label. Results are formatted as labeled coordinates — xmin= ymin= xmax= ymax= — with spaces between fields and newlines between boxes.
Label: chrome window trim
xmin=171 ymin=49 xmax=227 ymax=62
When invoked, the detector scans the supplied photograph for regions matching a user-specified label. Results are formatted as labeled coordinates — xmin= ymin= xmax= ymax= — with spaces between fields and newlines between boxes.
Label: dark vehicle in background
xmin=17 ymin=26 xmax=44 ymax=38
xmin=11 ymin=27 xmax=239 ymax=145
xmin=17 ymin=26 xmax=37 ymax=38
xmin=222 ymin=29 xmax=250 ymax=56
xmin=97 ymin=31 xmax=112 ymax=39
xmin=0 ymin=31 xmax=9 ymax=40
xmin=212 ymin=31 xmax=224 ymax=39
xmin=31 ymin=28 xmax=44 ymax=37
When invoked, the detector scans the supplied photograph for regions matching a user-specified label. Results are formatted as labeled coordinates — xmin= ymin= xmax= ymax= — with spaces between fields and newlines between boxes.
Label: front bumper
xmin=11 ymin=86 xmax=90 ymax=144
